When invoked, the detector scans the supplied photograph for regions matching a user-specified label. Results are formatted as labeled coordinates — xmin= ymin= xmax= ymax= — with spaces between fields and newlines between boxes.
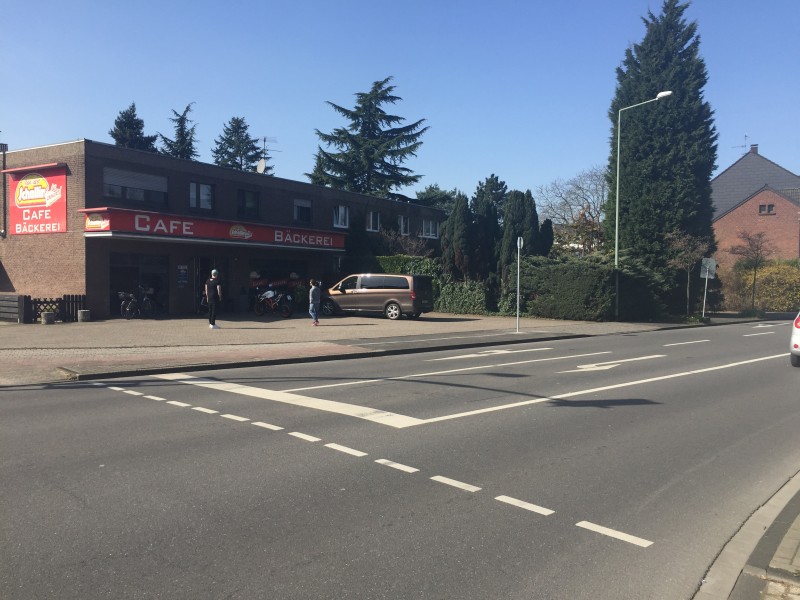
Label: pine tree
xmin=212 ymin=116 xmax=263 ymax=172
xmin=440 ymin=192 xmax=474 ymax=280
xmin=309 ymin=77 xmax=428 ymax=196
xmin=108 ymin=103 xmax=158 ymax=152
xmin=471 ymin=175 xmax=506 ymax=279
xmin=499 ymin=190 xmax=543 ymax=275
xmin=159 ymin=103 xmax=199 ymax=160
xmin=604 ymin=0 xmax=717 ymax=278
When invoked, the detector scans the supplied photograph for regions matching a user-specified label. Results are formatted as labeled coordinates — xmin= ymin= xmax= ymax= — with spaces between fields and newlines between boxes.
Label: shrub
xmin=435 ymin=280 xmax=488 ymax=314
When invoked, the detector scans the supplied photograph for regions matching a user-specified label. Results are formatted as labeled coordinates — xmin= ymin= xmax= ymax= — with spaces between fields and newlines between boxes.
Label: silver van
xmin=321 ymin=274 xmax=434 ymax=320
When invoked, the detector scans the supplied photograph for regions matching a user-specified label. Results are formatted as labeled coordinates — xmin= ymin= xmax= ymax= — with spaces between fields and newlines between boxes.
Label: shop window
xmin=367 ymin=211 xmax=380 ymax=232
xmin=333 ymin=205 xmax=349 ymax=229
xmin=237 ymin=189 xmax=259 ymax=218
xmin=398 ymin=215 xmax=410 ymax=236
xmin=190 ymin=182 xmax=215 ymax=211
xmin=421 ymin=219 xmax=439 ymax=239
xmin=103 ymin=168 xmax=168 ymax=205
xmin=294 ymin=199 xmax=312 ymax=223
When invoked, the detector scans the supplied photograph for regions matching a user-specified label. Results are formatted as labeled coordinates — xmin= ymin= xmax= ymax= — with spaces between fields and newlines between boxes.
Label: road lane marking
xmin=430 ymin=476 xmax=481 ymax=492
xmin=108 ymin=386 xmax=125 ymax=391
xmin=663 ymin=340 xmax=709 ymax=346
xmin=288 ymin=432 xmax=320 ymax=442
xmin=221 ymin=414 xmax=249 ymax=422
xmin=495 ymin=495 xmax=554 ymax=516
xmin=155 ymin=373 xmax=422 ymax=429
xmin=375 ymin=459 xmax=419 ymax=473
xmin=355 ymin=332 xmax=535 ymax=346
xmin=743 ymin=332 xmax=774 ymax=337
xmin=576 ymin=521 xmax=653 ymax=547
xmin=191 ymin=406 xmax=218 ymax=414
xmin=123 ymin=390 xmax=144 ymax=396
xmin=558 ymin=355 xmax=665 ymax=373
xmin=429 ymin=347 xmax=553 ymax=361
xmin=167 ymin=400 xmax=191 ymax=407
xmin=252 ymin=421 xmax=283 ymax=431
xmin=144 ymin=395 xmax=165 ymax=401
xmin=325 ymin=443 xmax=367 ymax=457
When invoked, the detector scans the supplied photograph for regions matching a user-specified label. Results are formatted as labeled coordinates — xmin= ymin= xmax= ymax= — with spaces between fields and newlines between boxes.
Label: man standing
xmin=205 ymin=269 xmax=222 ymax=329
xmin=308 ymin=279 xmax=320 ymax=326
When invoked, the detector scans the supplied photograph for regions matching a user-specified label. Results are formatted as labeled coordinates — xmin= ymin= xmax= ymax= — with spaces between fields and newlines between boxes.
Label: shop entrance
xmin=109 ymin=252 xmax=169 ymax=317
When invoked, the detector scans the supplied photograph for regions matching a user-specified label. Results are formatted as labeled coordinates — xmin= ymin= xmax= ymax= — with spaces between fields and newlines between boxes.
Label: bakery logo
xmin=15 ymin=173 xmax=63 ymax=208
xmin=229 ymin=224 xmax=253 ymax=239
xmin=85 ymin=213 xmax=110 ymax=231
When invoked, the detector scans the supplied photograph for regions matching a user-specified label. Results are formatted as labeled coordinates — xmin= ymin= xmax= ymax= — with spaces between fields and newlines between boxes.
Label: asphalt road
xmin=2 ymin=321 xmax=798 ymax=599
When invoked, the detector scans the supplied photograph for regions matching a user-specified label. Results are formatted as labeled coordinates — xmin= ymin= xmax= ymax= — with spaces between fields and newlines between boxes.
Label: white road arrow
xmin=559 ymin=355 xmax=666 ymax=373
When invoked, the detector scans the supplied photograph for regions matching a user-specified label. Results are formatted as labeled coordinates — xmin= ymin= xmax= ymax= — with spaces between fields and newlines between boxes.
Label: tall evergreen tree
xmin=440 ymin=192 xmax=474 ymax=280
xmin=212 ymin=116 xmax=262 ymax=171
xmin=604 ymin=0 xmax=717 ymax=280
xmin=109 ymin=102 xmax=158 ymax=152
xmin=159 ymin=103 xmax=199 ymax=160
xmin=309 ymin=77 xmax=428 ymax=196
xmin=499 ymin=189 xmax=543 ymax=275
xmin=471 ymin=175 xmax=506 ymax=279
xmin=415 ymin=184 xmax=459 ymax=215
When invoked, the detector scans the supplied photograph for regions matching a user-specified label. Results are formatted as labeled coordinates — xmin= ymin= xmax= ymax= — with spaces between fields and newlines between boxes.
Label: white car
xmin=791 ymin=311 xmax=800 ymax=367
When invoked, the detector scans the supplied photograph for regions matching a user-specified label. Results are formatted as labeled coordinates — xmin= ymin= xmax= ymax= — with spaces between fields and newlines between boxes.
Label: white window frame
xmin=333 ymin=205 xmax=349 ymax=229
xmin=398 ymin=215 xmax=410 ymax=236
xmin=421 ymin=219 xmax=439 ymax=239
xmin=367 ymin=210 xmax=380 ymax=232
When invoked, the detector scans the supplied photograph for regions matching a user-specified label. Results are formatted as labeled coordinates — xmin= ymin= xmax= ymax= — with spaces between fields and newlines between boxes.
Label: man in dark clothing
xmin=308 ymin=279 xmax=320 ymax=326
xmin=205 ymin=269 xmax=222 ymax=329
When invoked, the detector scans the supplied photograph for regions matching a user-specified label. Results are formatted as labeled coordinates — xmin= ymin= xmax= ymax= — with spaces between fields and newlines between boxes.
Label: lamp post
xmin=614 ymin=90 xmax=672 ymax=320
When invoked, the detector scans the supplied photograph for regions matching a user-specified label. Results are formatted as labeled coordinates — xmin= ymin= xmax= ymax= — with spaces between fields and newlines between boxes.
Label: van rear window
xmin=382 ymin=276 xmax=410 ymax=289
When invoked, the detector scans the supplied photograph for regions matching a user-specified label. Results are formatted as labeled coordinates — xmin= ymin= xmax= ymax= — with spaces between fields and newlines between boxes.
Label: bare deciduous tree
xmin=665 ymin=231 xmax=711 ymax=316
xmin=728 ymin=230 xmax=774 ymax=309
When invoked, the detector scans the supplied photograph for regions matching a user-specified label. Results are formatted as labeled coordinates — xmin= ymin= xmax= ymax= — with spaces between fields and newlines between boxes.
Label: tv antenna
xmin=731 ymin=133 xmax=749 ymax=155
xmin=256 ymin=136 xmax=281 ymax=174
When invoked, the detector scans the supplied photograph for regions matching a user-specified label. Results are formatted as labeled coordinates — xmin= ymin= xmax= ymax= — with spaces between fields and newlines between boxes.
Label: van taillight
xmin=410 ymin=291 xmax=417 ymax=300
xmin=795 ymin=316 xmax=800 ymax=329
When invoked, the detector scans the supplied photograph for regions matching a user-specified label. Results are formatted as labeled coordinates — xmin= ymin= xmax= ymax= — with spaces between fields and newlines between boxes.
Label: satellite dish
xmin=256 ymin=158 xmax=266 ymax=174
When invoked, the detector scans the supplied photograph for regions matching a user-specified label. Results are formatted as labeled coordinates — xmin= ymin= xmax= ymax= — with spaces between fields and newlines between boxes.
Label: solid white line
xmin=743 ymin=332 xmax=774 ymax=337
xmin=123 ymin=390 xmax=144 ymax=396
xmin=375 ymin=459 xmax=419 ymax=473
xmin=428 ymin=347 xmax=553 ymax=361
xmin=325 ymin=443 xmax=367 ymax=457
xmin=167 ymin=400 xmax=191 ymax=407
xmin=495 ymin=495 xmax=554 ymax=516
xmin=191 ymin=406 xmax=218 ymax=414
xmin=144 ymin=395 xmax=165 ymax=401
xmin=220 ymin=414 xmax=249 ymax=422
xmin=576 ymin=521 xmax=653 ymax=548
xmin=252 ymin=421 xmax=283 ymax=431
xmin=155 ymin=373 xmax=422 ymax=429
xmin=663 ymin=340 xmax=709 ymax=346
xmin=288 ymin=432 xmax=320 ymax=442
xmin=430 ymin=475 xmax=481 ymax=492
xmin=356 ymin=332 xmax=529 ymax=346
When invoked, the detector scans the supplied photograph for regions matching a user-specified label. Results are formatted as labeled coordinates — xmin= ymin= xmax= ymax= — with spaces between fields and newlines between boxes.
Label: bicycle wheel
xmin=124 ymin=301 xmax=137 ymax=320
xmin=120 ymin=300 xmax=129 ymax=317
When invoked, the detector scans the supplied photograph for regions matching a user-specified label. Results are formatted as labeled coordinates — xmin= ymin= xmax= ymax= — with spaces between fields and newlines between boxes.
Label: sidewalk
xmin=1 ymin=311 xmax=798 ymax=599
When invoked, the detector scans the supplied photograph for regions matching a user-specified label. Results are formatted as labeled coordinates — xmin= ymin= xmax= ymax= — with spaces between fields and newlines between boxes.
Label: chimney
xmin=750 ymin=144 xmax=759 ymax=154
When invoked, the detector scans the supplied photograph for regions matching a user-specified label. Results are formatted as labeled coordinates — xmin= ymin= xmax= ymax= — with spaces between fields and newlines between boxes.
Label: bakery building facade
xmin=0 ymin=139 xmax=444 ymax=319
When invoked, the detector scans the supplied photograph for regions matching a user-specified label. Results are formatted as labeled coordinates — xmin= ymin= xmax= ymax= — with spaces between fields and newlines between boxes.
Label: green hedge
xmin=435 ymin=280 xmax=488 ymax=314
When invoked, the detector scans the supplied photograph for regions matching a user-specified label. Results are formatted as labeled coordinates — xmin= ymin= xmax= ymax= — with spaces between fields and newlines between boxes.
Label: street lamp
xmin=614 ymin=90 xmax=672 ymax=320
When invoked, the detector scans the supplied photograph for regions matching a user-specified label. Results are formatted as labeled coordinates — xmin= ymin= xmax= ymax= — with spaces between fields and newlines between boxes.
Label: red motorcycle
xmin=254 ymin=287 xmax=293 ymax=318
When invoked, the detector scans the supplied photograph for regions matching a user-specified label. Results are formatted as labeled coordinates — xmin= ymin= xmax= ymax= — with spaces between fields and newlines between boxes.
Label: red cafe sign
xmin=79 ymin=207 xmax=346 ymax=249
xmin=7 ymin=166 xmax=68 ymax=235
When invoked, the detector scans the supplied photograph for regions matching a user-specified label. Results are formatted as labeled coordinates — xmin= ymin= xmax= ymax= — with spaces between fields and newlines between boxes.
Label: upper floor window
xmin=190 ymin=182 xmax=214 ymax=211
xmin=398 ymin=215 xmax=410 ymax=236
xmin=367 ymin=211 xmax=380 ymax=232
xmin=421 ymin=219 xmax=439 ymax=239
xmin=333 ymin=205 xmax=349 ymax=229
xmin=758 ymin=204 xmax=775 ymax=215
xmin=237 ymin=190 xmax=259 ymax=218
xmin=103 ymin=167 xmax=167 ymax=205
xmin=294 ymin=199 xmax=312 ymax=223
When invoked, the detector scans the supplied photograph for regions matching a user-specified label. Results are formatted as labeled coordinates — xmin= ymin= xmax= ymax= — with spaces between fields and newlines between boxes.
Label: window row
xmin=102 ymin=168 xmax=439 ymax=237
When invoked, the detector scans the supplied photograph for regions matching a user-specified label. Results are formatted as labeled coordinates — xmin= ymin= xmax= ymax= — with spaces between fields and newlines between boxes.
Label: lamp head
xmin=656 ymin=90 xmax=673 ymax=99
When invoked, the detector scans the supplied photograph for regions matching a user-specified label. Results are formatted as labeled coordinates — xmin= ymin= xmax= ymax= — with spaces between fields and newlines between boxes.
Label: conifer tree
xmin=309 ymin=77 xmax=428 ymax=196
xmin=212 ymin=116 xmax=263 ymax=172
xmin=499 ymin=190 xmax=543 ymax=275
xmin=604 ymin=0 xmax=717 ymax=280
xmin=440 ymin=192 xmax=474 ymax=280
xmin=471 ymin=175 xmax=506 ymax=279
xmin=159 ymin=103 xmax=199 ymax=160
xmin=109 ymin=103 xmax=158 ymax=152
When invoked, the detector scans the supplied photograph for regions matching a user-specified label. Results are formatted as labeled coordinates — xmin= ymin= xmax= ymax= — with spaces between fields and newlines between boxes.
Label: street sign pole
xmin=516 ymin=237 xmax=523 ymax=333
xmin=700 ymin=258 xmax=716 ymax=319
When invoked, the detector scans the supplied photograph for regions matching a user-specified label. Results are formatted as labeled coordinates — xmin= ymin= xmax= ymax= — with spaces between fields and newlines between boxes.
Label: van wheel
xmin=792 ymin=354 xmax=800 ymax=367
xmin=322 ymin=300 xmax=336 ymax=317
xmin=384 ymin=302 xmax=402 ymax=320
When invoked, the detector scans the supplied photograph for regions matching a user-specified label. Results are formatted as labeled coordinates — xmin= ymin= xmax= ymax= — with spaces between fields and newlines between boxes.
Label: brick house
xmin=712 ymin=145 xmax=800 ymax=271
xmin=0 ymin=139 xmax=444 ymax=319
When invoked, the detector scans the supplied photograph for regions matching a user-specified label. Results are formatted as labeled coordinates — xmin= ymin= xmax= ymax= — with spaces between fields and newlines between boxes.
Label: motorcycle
xmin=254 ymin=287 xmax=293 ymax=318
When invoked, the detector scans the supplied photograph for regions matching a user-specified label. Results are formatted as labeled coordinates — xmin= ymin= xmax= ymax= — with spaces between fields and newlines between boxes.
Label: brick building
xmin=0 ymin=139 xmax=444 ymax=319
xmin=712 ymin=145 xmax=800 ymax=271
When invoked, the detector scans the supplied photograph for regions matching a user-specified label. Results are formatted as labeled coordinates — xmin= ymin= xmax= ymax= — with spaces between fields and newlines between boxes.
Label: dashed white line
xmin=220 ymin=414 xmax=249 ymax=422
xmin=167 ymin=400 xmax=191 ymax=407
xmin=743 ymin=332 xmax=774 ymax=337
xmin=191 ymin=406 xmax=218 ymax=414
xmin=108 ymin=386 xmax=125 ymax=391
xmin=325 ymin=443 xmax=368 ymax=457
xmin=576 ymin=521 xmax=653 ymax=547
xmin=252 ymin=421 xmax=284 ymax=431
xmin=144 ymin=395 xmax=165 ymax=401
xmin=663 ymin=340 xmax=709 ymax=346
xmin=123 ymin=390 xmax=144 ymax=396
xmin=375 ymin=459 xmax=419 ymax=473
xmin=430 ymin=476 xmax=481 ymax=493
xmin=288 ymin=432 xmax=321 ymax=442
xmin=495 ymin=495 xmax=554 ymax=516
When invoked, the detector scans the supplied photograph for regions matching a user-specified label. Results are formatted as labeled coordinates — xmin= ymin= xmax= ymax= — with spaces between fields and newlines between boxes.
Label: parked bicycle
xmin=118 ymin=286 xmax=155 ymax=319
xmin=254 ymin=287 xmax=293 ymax=318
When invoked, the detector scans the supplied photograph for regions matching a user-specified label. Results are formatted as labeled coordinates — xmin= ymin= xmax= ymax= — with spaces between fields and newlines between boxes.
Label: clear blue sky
xmin=1 ymin=0 xmax=797 ymax=198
